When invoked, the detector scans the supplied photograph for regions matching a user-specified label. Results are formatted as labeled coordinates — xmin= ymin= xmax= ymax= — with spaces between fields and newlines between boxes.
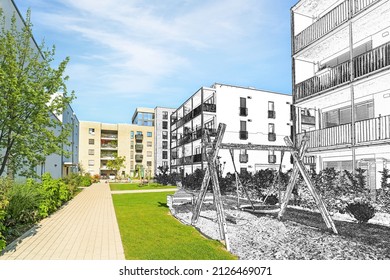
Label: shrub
xmin=4 ymin=179 xmax=41 ymax=227
xmin=80 ymin=175 xmax=92 ymax=187
xmin=346 ymin=202 xmax=376 ymax=223
xmin=183 ymin=169 xmax=205 ymax=191
xmin=0 ymin=178 xmax=11 ymax=251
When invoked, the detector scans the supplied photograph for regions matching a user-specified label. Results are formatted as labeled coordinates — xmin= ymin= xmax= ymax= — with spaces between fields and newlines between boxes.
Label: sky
xmin=14 ymin=0 xmax=297 ymax=123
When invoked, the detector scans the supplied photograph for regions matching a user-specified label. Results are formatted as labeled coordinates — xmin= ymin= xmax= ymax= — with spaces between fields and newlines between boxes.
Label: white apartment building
xmin=292 ymin=0 xmax=390 ymax=192
xmin=154 ymin=107 xmax=175 ymax=175
xmin=170 ymin=83 xmax=293 ymax=176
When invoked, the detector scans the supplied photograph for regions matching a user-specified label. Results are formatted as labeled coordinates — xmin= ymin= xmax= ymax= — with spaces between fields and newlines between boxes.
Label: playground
xmin=169 ymin=123 xmax=390 ymax=259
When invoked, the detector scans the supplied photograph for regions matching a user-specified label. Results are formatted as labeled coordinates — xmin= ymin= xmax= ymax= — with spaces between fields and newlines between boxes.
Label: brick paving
xmin=0 ymin=182 xmax=125 ymax=260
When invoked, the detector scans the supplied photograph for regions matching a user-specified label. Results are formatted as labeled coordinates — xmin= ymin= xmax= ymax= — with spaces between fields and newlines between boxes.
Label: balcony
xmin=135 ymin=144 xmax=143 ymax=152
xmin=203 ymin=103 xmax=216 ymax=113
xmin=135 ymin=155 xmax=143 ymax=162
xmin=268 ymin=110 xmax=276 ymax=119
xmin=239 ymin=131 xmax=248 ymax=140
xmin=101 ymin=143 xmax=118 ymax=150
xmin=297 ymin=114 xmax=390 ymax=150
xmin=239 ymin=107 xmax=248 ymax=117
xmin=239 ymin=154 xmax=248 ymax=163
xmin=268 ymin=133 xmax=276 ymax=142
xmin=135 ymin=134 xmax=143 ymax=142
xmin=101 ymin=134 xmax=118 ymax=140
xmin=294 ymin=0 xmax=380 ymax=54
xmin=295 ymin=41 xmax=390 ymax=101
xmin=268 ymin=155 xmax=277 ymax=164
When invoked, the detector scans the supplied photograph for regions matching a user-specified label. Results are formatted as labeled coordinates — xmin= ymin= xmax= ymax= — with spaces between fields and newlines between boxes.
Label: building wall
xmin=79 ymin=121 xmax=155 ymax=178
xmin=154 ymin=107 xmax=175 ymax=175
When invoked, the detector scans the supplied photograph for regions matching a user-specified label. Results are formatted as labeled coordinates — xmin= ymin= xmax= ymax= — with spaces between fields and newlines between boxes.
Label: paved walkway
xmin=0 ymin=182 xmax=125 ymax=260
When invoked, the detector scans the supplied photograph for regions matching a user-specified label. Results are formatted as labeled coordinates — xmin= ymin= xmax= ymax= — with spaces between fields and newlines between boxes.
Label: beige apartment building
xmin=79 ymin=121 xmax=155 ymax=179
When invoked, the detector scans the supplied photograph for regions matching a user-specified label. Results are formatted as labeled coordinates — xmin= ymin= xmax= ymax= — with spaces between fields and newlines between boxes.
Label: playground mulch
xmin=172 ymin=197 xmax=390 ymax=260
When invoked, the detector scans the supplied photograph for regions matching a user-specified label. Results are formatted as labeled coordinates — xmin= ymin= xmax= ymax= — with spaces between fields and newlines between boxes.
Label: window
xmin=147 ymin=151 xmax=152 ymax=157
xmin=147 ymin=132 xmax=152 ymax=137
xmin=88 ymin=160 xmax=94 ymax=166
xmin=88 ymin=149 xmax=94 ymax=155
xmin=162 ymin=141 xmax=168 ymax=149
xmin=89 ymin=139 xmax=94 ymax=145
xmin=162 ymin=111 xmax=168 ymax=119
xmin=147 ymin=161 xmax=152 ymax=167
xmin=130 ymin=151 xmax=134 ymax=158
xmin=323 ymin=101 xmax=374 ymax=128
xmin=89 ymin=128 xmax=95 ymax=135
xmin=147 ymin=141 xmax=152 ymax=147
xmin=162 ymin=151 xmax=168 ymax=159
xmin=268 ymin=101 xmax=275 ymax=119
xmin=162 ymin=121 xmax=168 ymax=130
xmin=268 ymin=123 xmax=276 ymax=142
xmin=162 ymin=161 xmax=168 ymax=167
xmin=130 ymin=131 xmax=134 ymax=139
xmin=162 ymin=131 xmax=168 ymax=139
xmin=136 ymin=131 xmax=142 ymax=135
xmin=130 ymin=140 xmax=134 ymax=149
xmin=239 ymin=97 xmax=248 ymax=116
xmin=239 ymin=121 xmax=248 ymax=140
xmin=130 ymin=161 xmax=134 ymax=169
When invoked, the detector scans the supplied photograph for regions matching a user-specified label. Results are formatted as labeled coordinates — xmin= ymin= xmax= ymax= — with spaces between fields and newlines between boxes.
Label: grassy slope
xmin=112 ymin=192 xmax=236 ymax=260
xmin=110 ymin=183 xmax=176 ymax=191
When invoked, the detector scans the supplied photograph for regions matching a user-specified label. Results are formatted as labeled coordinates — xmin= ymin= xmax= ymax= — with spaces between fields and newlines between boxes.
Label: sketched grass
xmin=110 ymin=183 xmax=176 ymax=191
xmin=112 ymin=192 xmax=236 ymax=260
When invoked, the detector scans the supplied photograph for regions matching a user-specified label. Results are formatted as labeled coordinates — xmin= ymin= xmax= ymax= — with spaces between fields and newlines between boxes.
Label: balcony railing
xmin=239 ymin=131 xmax=248 ymax=140
xmin=239 ymin=107 xmax=248 ymax=117
xmin=268 ymin=155 xmax=277 ymax=164
xmin=239 ymin=154 xmax=248 ymax=163
xmin=135 ymin=155 xmax=143 ymax=162
xmin=101 ymin=134 xmax=118 ymax=139
xmin=135 ymin=144 xmax=143 ymax=152
xmin=294 ymin=0 xmax=380 ymax=53
xmin=268 ymin=133 xmax=276 ymax=142
xmin=135 ymin=134 xmax=143 ymax=142
xmin=268 ymin=110 xmax=276 ymax=119
xmin=101 ymin=144 xmax=118 ymax=149
xmin=297 ymin=115 xmax=390 ymax=150
xmin=295 ymin=41 xmax=390 ymax=101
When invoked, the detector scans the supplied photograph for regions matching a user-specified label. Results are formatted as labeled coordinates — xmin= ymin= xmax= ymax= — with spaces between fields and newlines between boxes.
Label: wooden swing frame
xmin=191 ymin=123 xmax=338 ymax=251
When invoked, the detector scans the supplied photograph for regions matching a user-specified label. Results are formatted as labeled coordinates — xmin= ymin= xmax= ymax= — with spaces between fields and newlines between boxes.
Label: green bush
xmin=4 ymin=179 xmax=41 ymax=227
xmin=346 ymin=202 xmax=376 ymax=223
xmin=0 ymin=178 xmax=11 ymax=251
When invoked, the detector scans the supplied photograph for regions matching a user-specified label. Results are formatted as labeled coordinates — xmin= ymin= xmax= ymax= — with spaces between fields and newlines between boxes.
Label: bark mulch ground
xmin=172 ymin=196 xmax=390 ymax=260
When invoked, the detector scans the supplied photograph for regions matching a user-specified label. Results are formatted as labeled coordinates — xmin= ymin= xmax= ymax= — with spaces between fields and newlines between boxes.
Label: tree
xmin=107 ymin=155 xmax=126 ymax=179
xmin=0 ymin=10 xmax=74 ymax=177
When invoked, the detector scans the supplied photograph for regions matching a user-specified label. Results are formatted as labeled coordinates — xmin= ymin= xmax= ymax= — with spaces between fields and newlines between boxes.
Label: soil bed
xmin=172 ymin=196 xmax=390 ymax=260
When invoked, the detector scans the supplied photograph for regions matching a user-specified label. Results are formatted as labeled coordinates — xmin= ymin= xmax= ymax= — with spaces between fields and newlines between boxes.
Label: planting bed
xmin=172 ymin=196 xmax=390 ymax=260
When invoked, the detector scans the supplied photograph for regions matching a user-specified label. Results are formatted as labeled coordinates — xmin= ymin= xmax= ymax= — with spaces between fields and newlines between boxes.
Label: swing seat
xmin=239 ymin=204 xmax=280 ymax=214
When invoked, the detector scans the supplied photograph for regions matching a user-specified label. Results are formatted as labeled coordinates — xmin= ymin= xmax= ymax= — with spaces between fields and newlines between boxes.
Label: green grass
xmin=112 ymin=192 xmax=236 ymax=260
xmin=110 ymin=182 xmax=176 ymax=191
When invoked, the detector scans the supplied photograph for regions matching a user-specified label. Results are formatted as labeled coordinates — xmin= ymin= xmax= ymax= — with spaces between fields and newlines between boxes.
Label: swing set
xmin=191 ymin=123 xmax=338 ymax=252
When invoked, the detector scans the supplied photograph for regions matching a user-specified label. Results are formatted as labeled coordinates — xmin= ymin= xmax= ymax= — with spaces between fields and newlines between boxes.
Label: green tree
xmin=0 ymin=10 xmax=74 ymax=177
xmin=107 ymin=155 xmax=126 ymax=180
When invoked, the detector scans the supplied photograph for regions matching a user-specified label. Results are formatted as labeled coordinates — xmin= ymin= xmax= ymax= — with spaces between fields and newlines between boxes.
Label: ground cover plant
xmin=0 ymin=173 xmax=84 ymax=251
xmin=112 ymin=191 xmax=236 ymax=260
xmin=110 ymin=182 xmax=176 ymax=191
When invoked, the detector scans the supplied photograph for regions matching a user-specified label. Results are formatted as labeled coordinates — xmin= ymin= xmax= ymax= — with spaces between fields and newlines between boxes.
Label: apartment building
xmin=154 ymin=107 xmax=175 ymax=175
xmin=170 ymin=83 xmax=293 ymax=176
xmin=0 ymin=0 xmax=79 ymax=179
xmin=79 ymin=120 xmax=155 ymax=179
xmin=292 ymin=0 xmax=390 ymax=192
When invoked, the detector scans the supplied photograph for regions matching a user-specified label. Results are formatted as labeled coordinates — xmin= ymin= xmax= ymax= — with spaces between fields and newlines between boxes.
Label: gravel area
xmin=171 ymin=200 xmax=390 ymax=260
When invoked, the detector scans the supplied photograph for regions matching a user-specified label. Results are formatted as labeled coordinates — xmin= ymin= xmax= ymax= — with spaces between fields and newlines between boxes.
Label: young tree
xmin=0 ymin=10 xmax=74 ymax=177
xmin=107 ymin=155 xmax=126 ymax=180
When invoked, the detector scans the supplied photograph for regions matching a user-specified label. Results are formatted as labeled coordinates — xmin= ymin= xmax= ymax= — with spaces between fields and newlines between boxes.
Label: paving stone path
xmin=0 ymin=182 xmax=125 ymax=260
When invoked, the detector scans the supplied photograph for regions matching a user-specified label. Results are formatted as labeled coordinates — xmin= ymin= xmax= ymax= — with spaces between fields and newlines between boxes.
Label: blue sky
xmin=14 ymin=0 xmax=297 ymax=123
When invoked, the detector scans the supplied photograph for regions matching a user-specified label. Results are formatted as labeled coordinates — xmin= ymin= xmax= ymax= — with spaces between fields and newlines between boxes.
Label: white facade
xmin=154 ymin=107 xmax=175 ymax=175
xmin=292 ymin=0 xmax=390 ymax=191
xmin=170 ymin=83 xmax=293 ymax=176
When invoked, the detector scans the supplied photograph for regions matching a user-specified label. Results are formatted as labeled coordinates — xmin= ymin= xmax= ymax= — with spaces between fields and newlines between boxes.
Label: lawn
xmin=112 ymin=192 xmax=236 ymax=260
xmin=110 ymin=182 xmax=176 ymax=191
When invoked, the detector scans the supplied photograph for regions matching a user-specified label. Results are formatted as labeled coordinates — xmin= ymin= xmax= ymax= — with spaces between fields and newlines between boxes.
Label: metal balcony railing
xmin=297 ymin=114 xmax=390 ymax=150
xmin=239 ymin=107 xmax=248 ymax=117
xmin=268 ymin=133 xmax=276 ymax=142
xmin=294 ymin=0 xmax=380 ymax=53
xmin=295 ymin=41 xmax=390 ymax=101
xmin=239 ymin=154 xmax=248 ymax=163
xmin=239 ymin=131 xmax=248 ymax=140
xmin=268 ymin=110 xmax=276 ymax=119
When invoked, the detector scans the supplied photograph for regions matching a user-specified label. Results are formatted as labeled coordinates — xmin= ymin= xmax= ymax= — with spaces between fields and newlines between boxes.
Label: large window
xmin=89 ymin=139 xmax=94 ymax=145
xmin=88 ymin=149 xmax=94 ymax=155
xmin=133 ymin=112 xmax=155 ymax=126
xmin=162 ymin=121 xmax=168 ymax=130
xmin=162 ymin=131 xmax=168 ymax=139
xmin=239 ymin=97 xmax=248 ymax=116
xmin=162 ymin=151 xmax=168 ymax=159
xmin=147 ymin=132 xmax=153 ymax=137
xmin=162 ymin=141 xmax=168 ymax=149
xmin=323 ymin=101 xmax=374 ymax=128
xmin=239 ymin=121 xmax=248 ymax=140
xmin=162 ymin=111 xmax=168 ymax=119
xmin=89 ymin=128 xmax=95 ymax=135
